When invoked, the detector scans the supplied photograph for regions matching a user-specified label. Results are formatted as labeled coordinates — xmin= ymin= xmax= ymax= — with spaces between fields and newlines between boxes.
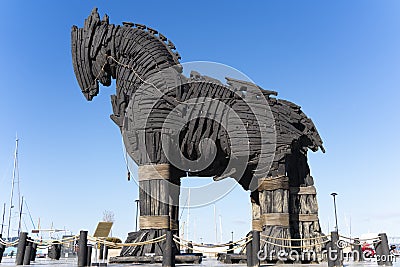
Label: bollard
xmin=48 ymin=244 xmax=55 ymax=259
xmin=328 ymin=231 xmax=343 ymax=267
xmin=30 ymin=242 xmax=37 ymax=262
xmin=186 ymin=241 xmax=193 ymax=254
xmin=0 ymin=234 xmax=5 ymax=263
xmin=353 ymin=238 xmax=363 ymax=262
xmin=99 ymin=243 xmax=109 ymax=262
xmin=375 ymin=233 xmax=393 ymax=266
xmin=103 ymin=245 xmax=108 ymax=260
xmin=78 ymin=230 xmax=88 ymax=267
xmin=55 ymin=244 xmax=62 ymax=260
xmin=15 ymin=232 xmax=28 ymax=265
xmin=87 ymin=245 xmax=92 ymax=266
xmin=23 ymin=242 xmax=32 ymax=265
xmin=251 ymin=230 xmax=260 ymax=267
xmin=162 ymin=230 xmax=175 ymax=267
xmin=49 ymin=243 xmax=62 ymax=260
xmin=228 ymin=241 xmax=234 ymax=254
xmin=246 ymin=232 xmax=253 ymax=267
xmin=0 ymin=243 xmax=4 ymax=263
xmin=375 ymin=238 xmax=383 ymax=265
xmin=99 ymin=243 xmax=104 ymax=260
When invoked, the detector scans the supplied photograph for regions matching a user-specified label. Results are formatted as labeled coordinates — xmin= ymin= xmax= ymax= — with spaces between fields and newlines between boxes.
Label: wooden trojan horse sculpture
xmin=71 ymin=8 xmax=326 ymax=257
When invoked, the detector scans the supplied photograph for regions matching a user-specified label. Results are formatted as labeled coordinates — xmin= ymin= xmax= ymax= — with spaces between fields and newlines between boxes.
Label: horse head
xmin=71 ymin=8 xmax=113 ymax=101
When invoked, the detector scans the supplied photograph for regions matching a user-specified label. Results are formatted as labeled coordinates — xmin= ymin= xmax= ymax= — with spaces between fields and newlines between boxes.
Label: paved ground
xmin=1 ymin=257 xmax=399 ymax=266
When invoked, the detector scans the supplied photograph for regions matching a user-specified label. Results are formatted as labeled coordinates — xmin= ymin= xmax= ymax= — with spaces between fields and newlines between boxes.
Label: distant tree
xmin=102 ymin=210 xmax=115 ymax=237
xmin=103 ymin=210 xmax=115 ymax=223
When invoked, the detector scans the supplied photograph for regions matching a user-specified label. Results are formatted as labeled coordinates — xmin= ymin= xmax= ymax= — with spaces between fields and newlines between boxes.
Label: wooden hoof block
xmin=120 ymin=229 xmax=178 ymax=257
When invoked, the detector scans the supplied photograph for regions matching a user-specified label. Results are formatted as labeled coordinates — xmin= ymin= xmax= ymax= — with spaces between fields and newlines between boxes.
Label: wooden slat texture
xmin=252 ymin=219 xmax=262 ymax=231
xmin=138 ymin=164 xmax=170 ymax=181
xmin=290 ymin=214 xmax=319 ymax=222
xmin=258 ymin=176 xmax=289 ymax=191
xmin=139 ymin=215 xmax=168 ymax=229
xmin=261 ymin=213 xmax=290 ymax=227
xmin=289 ymin=186 xmax=316 ymax=195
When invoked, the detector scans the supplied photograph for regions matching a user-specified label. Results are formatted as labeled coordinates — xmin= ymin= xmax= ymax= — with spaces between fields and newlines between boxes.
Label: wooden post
xmin=328 ymin=231 xmax=343 ymax=267
xmin=258 ymin=176 xmax=291 ymax=259
xmin=78 ymin=230 xmax=88 ymax=267
xmin=15 ymin=231 xmax=28 ymax=265
xmin=103 ymin=244 xmax=109 ymax=260
xmin=289 ymin=185 xmax=323 ymax=258
xmin=23 ymin=242 xmax=32 ymax=265
xmin=162 ymin=230 xmax=175 ymax=267
xmin=0 ymin=243 xmax=4 ymax=263
xmin=30 ymin=242 xmax=37 ymax=262
xmin=99 ymin=243 xmax=104 ymax=260
xmin=251 ymin=230 xmax=260 ymax=267
xmin=56 ymin=244 xmax=62 ymax=260
xmin=228 ymin=241 xmax=234 ymax=254
xmin=246 ymin=232 xmax=253 ymax=267
xmin=353 ymin=238 xmax=363 ymax=262
xmin=0 ymin=234 xmax=5 ymax=263
xmin=186 ymin=241 xmax=193 ymax=254
xmin=119 ymin=164 xmax=181 ymax=257
xmin=49 ymin=243 xmax=61 ymax=260
xmin=375 ymin=233 xmax=393 ymax=266
xmin=87 ymin=245 xmax=92 ymax=266
xmin=251 ymin=200 xmax=262 ymax=232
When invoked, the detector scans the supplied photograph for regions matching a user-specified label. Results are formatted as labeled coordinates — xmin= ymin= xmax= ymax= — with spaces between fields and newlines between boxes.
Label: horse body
xmin=72 ymin=8 xmax=326 ymax=258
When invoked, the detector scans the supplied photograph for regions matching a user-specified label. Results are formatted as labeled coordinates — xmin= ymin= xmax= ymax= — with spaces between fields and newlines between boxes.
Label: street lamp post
xmin=331 ymin=193 xmax=338 ymax=232
xmin=231 ymin=231 xmax=234 ymax=242
xmin=135 ymin=199 xmax=140 ymax=232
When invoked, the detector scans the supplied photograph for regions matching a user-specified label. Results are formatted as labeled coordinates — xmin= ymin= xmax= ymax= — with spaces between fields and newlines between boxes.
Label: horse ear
xmin=102 ymin=14 xmax=109 ymax=24
xmin=90 ymin=7 xmax=98 ymax=16
xmin=88 ymin=7 xmax=100 ymax=24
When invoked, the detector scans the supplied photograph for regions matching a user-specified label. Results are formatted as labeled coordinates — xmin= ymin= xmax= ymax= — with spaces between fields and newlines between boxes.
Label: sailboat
xmin=1 ymin=136 xmax=31 ymax=241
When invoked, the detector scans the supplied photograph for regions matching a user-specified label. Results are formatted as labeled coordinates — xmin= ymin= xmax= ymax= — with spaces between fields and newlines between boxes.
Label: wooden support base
xmin=120 ymin=229 xmax=179 ymax=256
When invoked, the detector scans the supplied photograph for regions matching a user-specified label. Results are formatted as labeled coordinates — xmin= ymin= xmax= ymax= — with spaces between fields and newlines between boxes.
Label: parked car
xmin=362 ymin=243 xmax=375 ymax=258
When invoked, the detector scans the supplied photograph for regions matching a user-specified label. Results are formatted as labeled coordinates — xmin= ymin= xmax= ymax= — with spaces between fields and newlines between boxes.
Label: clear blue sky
xmin=0 ymin=0 xmax=399 ymax=243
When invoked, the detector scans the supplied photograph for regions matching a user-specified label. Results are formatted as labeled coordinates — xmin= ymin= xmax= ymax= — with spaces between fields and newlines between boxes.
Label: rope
xmin=87 ymin=234 xmax=166 ymax=248
xmin=2 ymin=233 xmax=166 ymax=248
xmin=28 ymin=235 xmax=79 ymax=246
xmin=173 ymin=237 xmax=252 ymax=253
xmin=24 ymin=234 xmax=165 ymax=248
xmin=174 ymin=235 xmax=250 ymax=248
xmin=260 ymin=238 xmax=330 ymax=249
xmin=260 ymin=233 xmax=330 ymax=242
xmin=84 ymin=55 xmax=234 ymax=106
xmin=338 ymin=235 xmax=381 ymax=242
xmin=0 ymin=238 xmax=20 ymax=246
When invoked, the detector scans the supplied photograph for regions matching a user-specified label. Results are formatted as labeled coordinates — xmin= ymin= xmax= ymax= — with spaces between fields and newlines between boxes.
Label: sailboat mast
xmin=219 ymin=215 xmax=223 ymax=243
xmin=18 ymin=196 xmax=24 ymax=236
xmin=1 ymin=203 xmax=5 ymax=235
xmin=214 ymin=204 xmax=217 ymax=243
xmin=186 ymin=189 xmax=190 ymax=241
xmin=7 ymin=137 xmax=19 ymax=240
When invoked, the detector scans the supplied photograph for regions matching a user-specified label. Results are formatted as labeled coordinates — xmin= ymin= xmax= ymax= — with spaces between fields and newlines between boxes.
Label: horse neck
xmin=112 ymin=26 xmax=180 ymax=97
